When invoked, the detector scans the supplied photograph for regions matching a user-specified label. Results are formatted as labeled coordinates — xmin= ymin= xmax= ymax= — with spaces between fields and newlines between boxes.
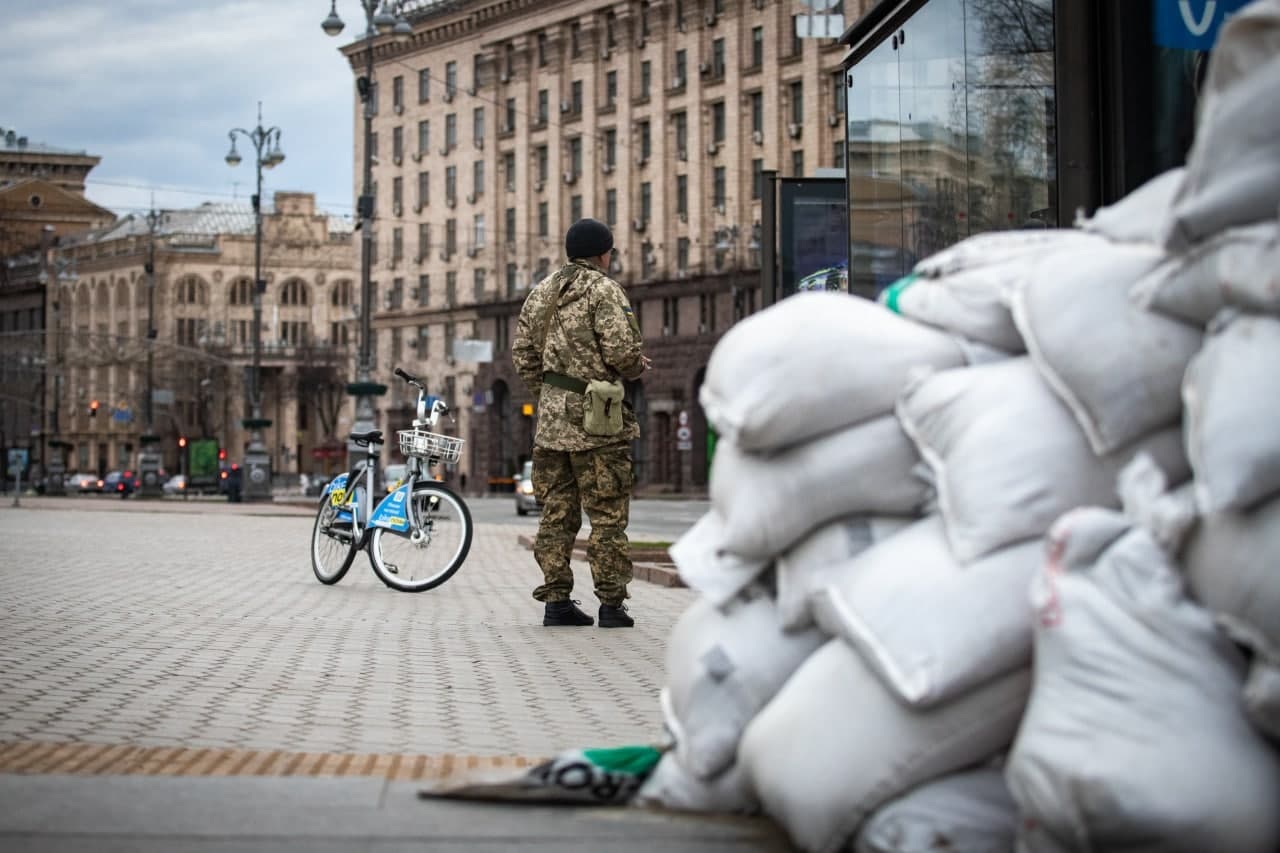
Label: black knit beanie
xmin=565 ymin=218 xmax=614 ymax=260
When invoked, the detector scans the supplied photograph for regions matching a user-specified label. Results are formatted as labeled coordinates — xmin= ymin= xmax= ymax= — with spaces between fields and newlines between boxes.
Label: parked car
xmin=102 ymin=470 xmax=139 ymax=498
xmin=382 ymin=463 xmax=408 ymax=498
xmin=162 ymin=474 xmax=188 ymax=496
xmin=66 ymin=472 xmax=102 ymax=494
xmin=514 ymin=460 xmax=540 ymax=516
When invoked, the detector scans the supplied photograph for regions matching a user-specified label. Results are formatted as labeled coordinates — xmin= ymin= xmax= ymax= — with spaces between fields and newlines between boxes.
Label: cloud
xmin=1 ymin=0 xmax=356 ymax=216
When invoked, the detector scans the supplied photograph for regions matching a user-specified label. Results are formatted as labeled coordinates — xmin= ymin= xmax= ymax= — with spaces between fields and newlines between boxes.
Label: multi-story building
xmin=43 ymin=192 xmax=356 ymax=482
xmin=344 ymin=0 xmax=860 ymax=493
xmin=0 ymin=126 xmax=114 ymax=255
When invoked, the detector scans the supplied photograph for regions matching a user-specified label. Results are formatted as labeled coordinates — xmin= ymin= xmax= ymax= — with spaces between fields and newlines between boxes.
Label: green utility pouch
xmin=583 ymin=379 xmax=625 ymax=436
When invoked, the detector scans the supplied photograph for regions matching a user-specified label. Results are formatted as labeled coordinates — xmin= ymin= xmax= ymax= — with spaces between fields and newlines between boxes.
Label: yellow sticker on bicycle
xmin=329 ymin=487 xmax=347 ymax=507
xmin=391 ymin=478 xmax=404 ymax=491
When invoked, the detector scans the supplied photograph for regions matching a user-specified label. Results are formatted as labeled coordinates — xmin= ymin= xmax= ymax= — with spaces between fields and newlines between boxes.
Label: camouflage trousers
xmin=530 ymin=442 xmax=634 ymax=606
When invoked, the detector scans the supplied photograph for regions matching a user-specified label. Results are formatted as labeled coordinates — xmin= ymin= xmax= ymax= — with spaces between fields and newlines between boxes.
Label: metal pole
xmin=761 ymin=169 xmax=778 ymax=308
xmin=138 ymin=209 xmax=164 ymax=497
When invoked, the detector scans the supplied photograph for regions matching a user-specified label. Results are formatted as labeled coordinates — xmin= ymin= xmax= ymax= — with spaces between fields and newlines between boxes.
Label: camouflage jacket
xmin=512 ymin=259 xmax=645 ymax=451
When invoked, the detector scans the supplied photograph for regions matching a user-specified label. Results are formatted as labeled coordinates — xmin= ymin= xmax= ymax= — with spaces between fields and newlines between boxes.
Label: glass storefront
xmin=845 ymin=0 xmax=1056 ymax=297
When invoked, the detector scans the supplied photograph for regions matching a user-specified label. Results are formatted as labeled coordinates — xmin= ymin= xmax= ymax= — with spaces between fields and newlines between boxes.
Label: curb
xmin=516 ymin=535 xmax=685 ymax=588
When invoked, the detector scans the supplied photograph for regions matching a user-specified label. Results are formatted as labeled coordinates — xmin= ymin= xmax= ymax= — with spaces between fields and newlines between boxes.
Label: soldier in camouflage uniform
xmin=512 ymin=218 xmax=649 ymax=628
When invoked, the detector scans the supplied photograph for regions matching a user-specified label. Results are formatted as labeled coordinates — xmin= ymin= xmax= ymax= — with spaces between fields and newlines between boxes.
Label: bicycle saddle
xmin=349 ymin=430 xmax=384 ymax=445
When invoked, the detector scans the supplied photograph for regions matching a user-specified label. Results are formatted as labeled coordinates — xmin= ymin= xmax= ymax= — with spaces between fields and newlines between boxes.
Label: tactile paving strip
xmin=0 ymin=741 xmax=541 ymax=780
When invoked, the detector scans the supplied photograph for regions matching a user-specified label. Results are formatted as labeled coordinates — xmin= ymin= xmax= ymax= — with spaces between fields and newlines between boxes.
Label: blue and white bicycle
xmin=310 ymin=367 xmax=473 ymax=592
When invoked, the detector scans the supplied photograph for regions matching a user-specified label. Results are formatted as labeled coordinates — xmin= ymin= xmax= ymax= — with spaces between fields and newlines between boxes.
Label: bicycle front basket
xmin=398 ymin=428 xmax=465 ymax=463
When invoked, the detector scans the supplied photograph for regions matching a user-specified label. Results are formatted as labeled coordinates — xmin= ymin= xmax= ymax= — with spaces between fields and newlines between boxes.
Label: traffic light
xmin=89 ymin=399 xmax=99 ymax=417
xmin=218 ymin=448 xmax=227 ymax=461
xmin=178 ymin=436 xmax=187 ymax=449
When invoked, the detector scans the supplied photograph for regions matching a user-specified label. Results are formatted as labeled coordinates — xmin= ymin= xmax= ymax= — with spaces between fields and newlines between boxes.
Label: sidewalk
xmin=0 ymin=497 xmax=790 ymax=851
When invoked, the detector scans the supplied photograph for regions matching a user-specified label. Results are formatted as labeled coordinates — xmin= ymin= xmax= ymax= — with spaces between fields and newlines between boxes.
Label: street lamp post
xmin=322 ymin=1 xmax=412 ymax=467
xmin=225 ymin=103 xmax=285 ymax=502
xmin=137 ymin=207 xmax=166 ymax=498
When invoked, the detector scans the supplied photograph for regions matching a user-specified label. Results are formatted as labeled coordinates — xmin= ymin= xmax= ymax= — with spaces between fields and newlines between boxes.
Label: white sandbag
xmin=1006 ymin=507 xmax=1280 ymax=853
xmin=855 ymin=766 xmax=1018 ymax=853
xmin=740 ymin=639 xmax=1031 ymax=853
xmin=1131 ymin=221 xmax=1279 ymax=326
xmin=1078 ymin=167 xmax=1185 ymax=244
xmin=1164 ymin=51 xmax=1280 ymax=249
xmin=1182 ymin=492 xmax=1280 ymax=672
xmin=664 ymin=589 xmax=825 ymax=781
xmin=710 ymin=416 xmax=929 ymax=561
xmin=1183 ymin=311 xmax=1280 ymax=512
xmin=699 ymin=292 xmax=966 ymax=452
xmin=1011 ymin=241 xmax=1201 ymax=455
xmin=897 ymin=357 xmax=1189 ymax=563
xmin=632 ymin=749 xmax=758 ymax=814
xmin=810 ymin=516 xmax=1041 ymax=707
xmin=775 ymin=514 xmax=914 ymax=632
xmin=880 ymin=262 xmax=1028 ymax=353
xmin=913 ymin=228 xmax=1101 ymax=279
xmin=668 ymin=511 xmax=770 ymax=608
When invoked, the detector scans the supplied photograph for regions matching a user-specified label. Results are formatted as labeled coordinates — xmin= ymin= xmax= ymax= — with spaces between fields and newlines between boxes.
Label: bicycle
xmin=310 ymin=367 xmax=473 ymax=592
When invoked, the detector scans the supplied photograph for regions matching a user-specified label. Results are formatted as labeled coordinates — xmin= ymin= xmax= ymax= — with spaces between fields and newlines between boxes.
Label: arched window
xmin=95 ymin=282 xmax=109 ymax=311
xmin=331 ymin=279 xmax=353 ymax=307
xmin=115 ymin=281 xmax=130 ymax=308
xmin=174 ymin=275 xmax=208 ymax=306
xmin=280 ymin=278 xmax=310 ymax=306
xmin=229 ymin=277 xmax=254 ymax=306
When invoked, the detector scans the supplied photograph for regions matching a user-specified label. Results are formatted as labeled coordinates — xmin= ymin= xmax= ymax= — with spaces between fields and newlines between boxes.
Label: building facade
xmin=41 ymin=193 xmax=356 ymax=482
xmin=346 ymin=0 xmax=863 ymax=493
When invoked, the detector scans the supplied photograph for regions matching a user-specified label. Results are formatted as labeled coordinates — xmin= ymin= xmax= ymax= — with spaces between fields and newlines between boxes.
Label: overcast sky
xmin=2 ymin=0 xmax=362 ymax=218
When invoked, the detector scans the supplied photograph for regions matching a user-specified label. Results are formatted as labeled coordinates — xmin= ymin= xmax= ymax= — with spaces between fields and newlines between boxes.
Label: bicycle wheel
xmin=369 ymin=482 xmax=472 ymax=592
xmin=311 ymin=497 xmax=357 ymax=584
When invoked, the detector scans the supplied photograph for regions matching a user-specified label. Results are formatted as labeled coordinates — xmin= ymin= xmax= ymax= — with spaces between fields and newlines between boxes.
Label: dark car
xmin=102 ymin=470 xmax=140 ymax=498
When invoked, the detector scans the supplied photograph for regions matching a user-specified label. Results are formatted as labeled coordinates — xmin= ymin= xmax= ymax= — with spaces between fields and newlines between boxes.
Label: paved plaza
xmin=0 ymin=496 xmax=791 ymax=851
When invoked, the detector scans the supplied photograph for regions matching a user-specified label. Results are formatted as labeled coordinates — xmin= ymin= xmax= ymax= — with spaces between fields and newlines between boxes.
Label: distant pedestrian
xmin=512 ymin=218 xmax=650 ymax=628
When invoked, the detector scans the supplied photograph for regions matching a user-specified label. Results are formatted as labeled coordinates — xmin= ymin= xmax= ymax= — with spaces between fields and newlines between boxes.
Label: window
xmin=638 ymin=120 xmax=651 ymax=160
xmin=712 ymin=38 xmax=725 ymax=77
xmin=445 ymin=165 xmax=457 ymax=203
xmin=571 ymin=80 xmax=583 ymax=114
xmin=418 ymin=67 xmax=431 ymax=102
xmin=604 ymin=129 xmax=617 ymax=167
xmin=445 ymin=114 xmax=457 ymax=151
xmin=506 ymin=263 xmax=519 ymax=297
xmin=674 ymin=49 xmax=687 ymax=86
xmin=640 ymin=182 xmax=652 ymax=222
xmin=392 ymin=227 xmax=404 ymax=263
xmin=392 ymin=175 xmax=403 ymax=210
xmin=473 ymin=214 xmax=486 ymax=247
xmin=570 ymin=21 xmax=581 ymax=56
xmin=699 ymin=292 xmax=716 ymax=331
xmin=369 ymin=82 xmax=379 ymax=115
xmin=417 ymin=171 xmax=429 ymax=208
xmin=792 ymin=149 xmax=804 ymax=177
xmin=751 ymin=26 xmax=764 ymax=67
xmin=388 ymin=277 xmax=404 ymax=310
xmin=175 ymin=275 xmax=206 ymax=305
xmin=418 ymin=222 xmax=431 ymax=259
xmin=676 ymin=175 xmax=687 ymax=216
xmin=473 ymin=160 xmax=485 ymax=195
xmin=537 ymin=89 xmax=549 ymax=124
xmin=833 ymin=139 xmax=845 ymax=170
xmin=606 ymin=70 xmax=618 ymax=108
xmin=712 ymin=101 xmax=726 ymax=143
xmin=790 ymin=15 xmax=803 ymax=57
xmin=677 ymin=238 xmax=690 ymax=271
xmin=641 ymin=0 xmax=651 ymax=37
xmin=445 ymin=219 xmax=457 ymax=255
xmin=503 ymin=152 xmax=516 ymax=191
xmin=504 ymin=98 xmax=517 ymax=132
xmin=605 ymin=10 xmax=617 ymax=46
xmin=570 ymin=194 xmax=583 ymax=223
xmin=280 ymin=279 xmax=309 ymax=306
xmin=752 ymin=158 xmax=763 ymax=200
xmin=751 ymin=92 xmax=764 ymax=134
xmin=474 ymin=268 xmax=486 ymax=300
xmin=790 ymin=81 xmax=804 ymax=125
xmin=370 ymin=131 xmax=379 ymax=160
xmin=537 ymin=32 xmax=548 ymax=66
xmin=330 ymin=321 xmax=350 ymax=347
xmin=536 ymin=145 xmax=549 ymax=182
xmin=505 ymin=207 xmax=516 ymax=242
xmin=674 ymin=111 xmax=687 ymax=154
xmin=230 ymin=277 xmax=253 ymax=305
xmin=417 ymin=274 xmax=430 ymax=306
xmin=473 ymin=107 xmax=485 ymax=146
xmin=392 ymin=75 xmax=404 ymax=111
xmin=832 ymin=69 xmax=847 ymax=115
xmin=417 ymin=119 xmax=430 ymax=154
xmin=446 ymin=271 xmax=457 ymax=305
xmin=176 ymin=317 xmax=199 ymax=346
xmin=445 ymin=61 xmax=458 ymax=97
xmin=538 ymin=202 xmax=549 ymax=237
xmin=640 ymin=60 xmax=651 ymax=98
xmin=713 ymin=166 xmax=726 ymax=208
xmin=674 ymin=0 xmax=685 ymax=28
xmin=392 ymin=126 xmax=403 ymax=161
xmin=569 ymin=137 xmax=583 ymax=177
xmin=605 ymin=188 xmax=617 ymax=225
xmin=331 ymin=280 xmax=353 ymax=307
xmin=473 ymin=54 xmax=484 ymax=90
xmin=662 ymin=297 xmax=678 ymax=335
xmin=281 ymin=320 xmax=309 ymax=347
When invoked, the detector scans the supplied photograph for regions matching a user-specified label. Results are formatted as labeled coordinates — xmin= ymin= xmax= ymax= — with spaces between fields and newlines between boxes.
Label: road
xmin=0 ymin=495 xmax=790 ymax=851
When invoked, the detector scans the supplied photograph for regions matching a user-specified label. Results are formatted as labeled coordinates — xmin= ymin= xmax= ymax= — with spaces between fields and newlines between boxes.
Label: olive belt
xmin=543 ymin=371 xmax=588 ymax=394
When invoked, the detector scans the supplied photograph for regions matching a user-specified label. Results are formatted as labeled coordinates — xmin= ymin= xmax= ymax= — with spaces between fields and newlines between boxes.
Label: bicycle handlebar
xmin=395 ymin=367 xmax=421 ymax=386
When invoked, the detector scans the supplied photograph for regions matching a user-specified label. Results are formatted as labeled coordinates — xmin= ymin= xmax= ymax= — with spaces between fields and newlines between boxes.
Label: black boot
xmin=543 ymin=599 xmax=594 ymax=626
xmin=599 ymin=603 xmax=634 ymax=628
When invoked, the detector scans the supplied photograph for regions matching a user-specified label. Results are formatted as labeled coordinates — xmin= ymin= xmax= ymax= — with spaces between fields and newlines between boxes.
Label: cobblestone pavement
xmin=0 ymin=497 xmax=696 ymax=763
